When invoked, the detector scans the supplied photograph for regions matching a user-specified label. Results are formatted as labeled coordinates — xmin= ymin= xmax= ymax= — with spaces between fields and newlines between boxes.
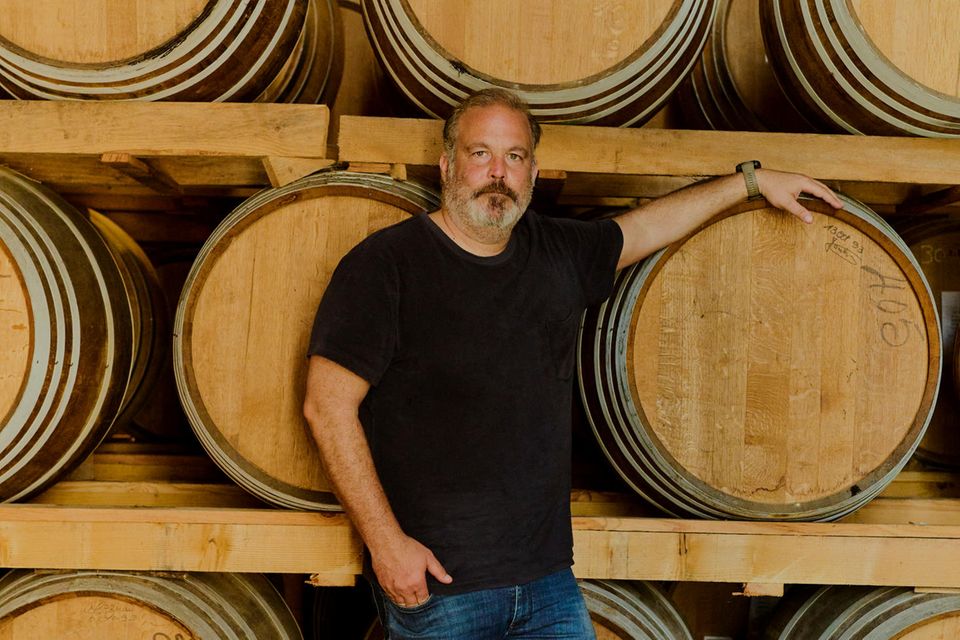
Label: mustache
xmin=473 ymin=181 xmax=518 ymax=202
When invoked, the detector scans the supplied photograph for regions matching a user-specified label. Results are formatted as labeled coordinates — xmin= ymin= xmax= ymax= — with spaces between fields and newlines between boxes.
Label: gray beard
xmin=442 ymin=173 xmax=534 ymax=245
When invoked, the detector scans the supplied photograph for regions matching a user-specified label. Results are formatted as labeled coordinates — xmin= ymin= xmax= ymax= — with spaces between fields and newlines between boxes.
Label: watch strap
xmin=736 ymin=160 xmax=762 ymax=200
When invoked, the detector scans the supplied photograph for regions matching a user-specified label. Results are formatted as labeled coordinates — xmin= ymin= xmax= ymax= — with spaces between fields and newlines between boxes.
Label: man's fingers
xmin=426 ymin=554 xmax=453 ymax=585
xmin=387 ymin=586 xmax=426 ymax=607
xmin=803 ymin=179 xmax=844 ymax=209
xmin=765 ymin=191 xmax=814 ymax=224
xmin=784 ymin=198 xmax=815 ymax=224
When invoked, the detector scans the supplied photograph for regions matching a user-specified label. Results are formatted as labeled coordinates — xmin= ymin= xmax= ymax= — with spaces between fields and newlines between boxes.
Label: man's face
xmin=440 ymin=104 xmax=538 ymax=234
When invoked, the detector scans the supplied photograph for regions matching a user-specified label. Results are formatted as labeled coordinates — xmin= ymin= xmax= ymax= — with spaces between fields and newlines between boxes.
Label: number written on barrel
xmin=861 ymin=265 xmax=922 ymax=347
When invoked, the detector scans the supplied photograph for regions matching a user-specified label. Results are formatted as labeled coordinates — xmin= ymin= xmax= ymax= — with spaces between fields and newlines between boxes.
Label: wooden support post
xmin=308 ymin=572 xmax=359 ymax=587
xmin=735 ymin=583 xmax=785 ymax=597
xmin=100 ymin=152 xmax=182 ymax=195
xmin=262 ymin=156 xmax=336 ymax=187
xmin=347 ymin=162 xmax=409 ymax=179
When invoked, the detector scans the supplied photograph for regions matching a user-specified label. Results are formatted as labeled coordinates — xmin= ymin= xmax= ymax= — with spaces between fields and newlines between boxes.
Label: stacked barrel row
xmin=2 ymin=0 xmax=960 ymax=638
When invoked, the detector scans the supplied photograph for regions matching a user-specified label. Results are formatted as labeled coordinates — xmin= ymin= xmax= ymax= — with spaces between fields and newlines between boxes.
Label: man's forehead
xmin=457 ymin=105 xmax=534 ymax=150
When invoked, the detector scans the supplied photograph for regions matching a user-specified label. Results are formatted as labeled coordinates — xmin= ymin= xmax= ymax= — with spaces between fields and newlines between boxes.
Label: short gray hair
xmin=442 ymin=88 xmax=541 ymax=157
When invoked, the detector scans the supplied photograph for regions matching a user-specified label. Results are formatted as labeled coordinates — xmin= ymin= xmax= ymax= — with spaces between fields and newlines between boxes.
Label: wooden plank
xmin=29 ymin=482 xmax=264 ymax=509
xmin=897 ymin=185 xmax=960 ymax=215
xmin=569 ymin=490 xmax=652 ymax=517
xmin=840 ymin=498 xmax=960 ymax=526
xmin=735 ymin=583 xmax=785 ymax=597
xmin=66 ymin=453 xmax=229 ymax=483
xmin=100 ymin=152 xmax=182 ymax=195
xmin=261 ymin=156 xmax=336 ymax=188
xmin=880 ymin=471 xmax=960 ymax=499
xmin=4 ymin=495 xmax=960 ymax=585
xmin=338 ymin=116 xmax=960 ymax=185
xmin=0 ymin=101 xmax=329 ymax=157
xmin=101 ymin=211 xmax=219 ymax=244
xmin=1 ymin=154 xmax=269 ymax=190
xmin=0 ymin=505 xmax=362 ymax=578
xmin=571 ymin=517 xmax=960 ymax=588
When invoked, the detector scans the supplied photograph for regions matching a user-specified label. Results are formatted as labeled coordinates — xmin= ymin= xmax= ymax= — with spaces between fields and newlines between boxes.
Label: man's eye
xmin=472 ymin=150 xmax=487 ymax=158
xmin=508 ymin=153 xmax=522 ymax=161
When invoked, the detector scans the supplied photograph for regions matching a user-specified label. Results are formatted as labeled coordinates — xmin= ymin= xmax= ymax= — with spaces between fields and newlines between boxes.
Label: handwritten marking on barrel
xmin=823 ymin=223 xmax=864 ymax=265
xmin=862 ymin=266 xmax=921 ymax=347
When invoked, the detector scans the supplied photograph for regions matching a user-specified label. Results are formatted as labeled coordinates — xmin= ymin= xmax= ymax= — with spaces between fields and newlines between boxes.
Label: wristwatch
xmin=736 ymin=160 xmax=762 ymax=200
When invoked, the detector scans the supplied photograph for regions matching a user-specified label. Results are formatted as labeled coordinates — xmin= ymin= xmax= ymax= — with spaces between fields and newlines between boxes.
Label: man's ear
xmin=439 ymin=153 xmax=449 ymax=182
xmin=532 ymin=158 xmax=539 ymax=184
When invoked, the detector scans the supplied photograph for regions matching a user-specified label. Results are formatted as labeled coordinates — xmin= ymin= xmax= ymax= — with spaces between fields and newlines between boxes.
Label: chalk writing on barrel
xmin=861 ymin=266 xmax=921 ymax=347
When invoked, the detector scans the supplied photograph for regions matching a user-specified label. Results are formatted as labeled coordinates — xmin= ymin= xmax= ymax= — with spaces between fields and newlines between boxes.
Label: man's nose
xmin=489 ymin=156 xmax=506 ymax=179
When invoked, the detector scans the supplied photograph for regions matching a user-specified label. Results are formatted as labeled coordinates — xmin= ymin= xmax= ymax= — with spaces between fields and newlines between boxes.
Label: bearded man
xmin=303 ymin=88 xmax=841 ymax=639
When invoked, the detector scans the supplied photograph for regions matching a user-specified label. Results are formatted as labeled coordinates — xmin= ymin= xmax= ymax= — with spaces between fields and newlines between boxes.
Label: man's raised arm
xmin=613 ymin=167 xmax=844 ymax=270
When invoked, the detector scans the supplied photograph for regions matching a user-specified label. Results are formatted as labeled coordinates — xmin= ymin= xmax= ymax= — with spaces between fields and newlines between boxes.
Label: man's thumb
xmin=426 ymin=555 xmax=453 ymax=584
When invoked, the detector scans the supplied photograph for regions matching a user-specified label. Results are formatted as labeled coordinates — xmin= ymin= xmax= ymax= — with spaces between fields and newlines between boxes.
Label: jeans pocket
xmin=388 ymin=593 xmax=435 ymax=613
xmin=384 ymin=592 xmax=444 ymax=637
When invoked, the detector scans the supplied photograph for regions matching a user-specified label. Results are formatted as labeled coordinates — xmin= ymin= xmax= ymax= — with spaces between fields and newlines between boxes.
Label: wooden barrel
xmin=126 ymin=247 xmax=200 ymax=442
xmin=173 ymin=171 xmax=440 ymax=510
xmin=765 ymin=585 xmax=960 ymax=639
xmin=760 ymin=0 xmax=960 ymax=136
xmin=581 ymin=580 xmax=693 ymax=640
xmin=0 ymin=167 xmax=162 ymax=502
xmin=0 ymin=570 xmax=301 ymax=639
xmin=327 ymin=0 xmax=394 ymax=142
xmin=578 ymin=196 xmax=941 ymax=521
xmin=88 ymin=211 xmax=169 ymax=433
xmin=895 ymin=217 xmax=960 ymax=467
xmin=676 ymin=0 xmax=811 ymax=132
xmin=361 ymin=0 xmax=718 ymax=125
xmin=0 ymin=0 xmax=341 ymax=103
xmin=262 ymin=0 xmax=344 ymax=105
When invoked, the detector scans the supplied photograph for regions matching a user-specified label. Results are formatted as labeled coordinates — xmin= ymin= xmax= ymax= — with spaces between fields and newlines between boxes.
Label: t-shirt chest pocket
xmin=542 ymin=308 xmax=581 ymax=381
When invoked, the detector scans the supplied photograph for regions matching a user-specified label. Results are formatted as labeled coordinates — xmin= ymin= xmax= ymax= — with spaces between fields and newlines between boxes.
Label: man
xmin=303 ymin=88 xmax=842 ymax=639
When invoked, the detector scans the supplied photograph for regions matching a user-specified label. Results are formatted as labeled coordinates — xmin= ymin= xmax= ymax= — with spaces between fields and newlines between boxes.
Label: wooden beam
xmin=735 ymin=583 xmax=784 ymax=597
xmin=29 ymin=482 xmax=264 ymax=509
xmin=6 ymin=492 xmax=960 ymax=587
xmin=0 ymin=505 xmax=362 ymax=579
xmin=100 ymin=153 xmax=182 ymax=195
xmin=571 ymin=517 xmax=960 ymax=588
xmin=338 ymin=116 xmax=960 ymax=185
xmin=101 ymin=211 xmax=219 ymax=244
xmin=897 ymin=185 xmax=960 ymax=215
xmin=839 ymin=498 xmax=960 ymax=526
xmin=0 ymin=102 xmax=329 ymax=157
xmin=66 ymin=452 xmax=229 ymax=483
xmin=261 ymin=156 xmax=336 ymax=188
xmin=880 ymin=471 xmax=960 ymax=499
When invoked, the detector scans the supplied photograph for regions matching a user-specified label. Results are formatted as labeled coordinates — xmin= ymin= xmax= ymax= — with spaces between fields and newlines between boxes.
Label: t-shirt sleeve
xmin=557 ymin=217 xmax=624 ymax=307
xmin=307 ymin=242 xmax=398 ymax=386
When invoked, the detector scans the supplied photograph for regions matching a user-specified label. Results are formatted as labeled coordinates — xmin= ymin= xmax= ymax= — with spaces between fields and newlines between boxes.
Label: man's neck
xmin=430 ymin=208 xmax=513 ymax=257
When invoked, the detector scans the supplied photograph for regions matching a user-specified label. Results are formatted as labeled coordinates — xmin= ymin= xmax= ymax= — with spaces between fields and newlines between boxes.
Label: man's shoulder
xmin=347 ymin=213 xmax=429 ymax=259
xmin=521 ymin=209 xmax=616 ymax=243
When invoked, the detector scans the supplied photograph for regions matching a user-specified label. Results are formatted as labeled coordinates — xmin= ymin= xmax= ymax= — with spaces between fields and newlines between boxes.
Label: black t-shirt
xmin=308 ymin=210 xmax=622 ymax=594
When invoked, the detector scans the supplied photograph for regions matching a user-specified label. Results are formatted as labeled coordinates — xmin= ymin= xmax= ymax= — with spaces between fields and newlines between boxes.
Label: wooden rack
xmin=3 ymin=101 xmax=960 ymax=593
xmin=11 ymin=442 xmax=960 ymax=592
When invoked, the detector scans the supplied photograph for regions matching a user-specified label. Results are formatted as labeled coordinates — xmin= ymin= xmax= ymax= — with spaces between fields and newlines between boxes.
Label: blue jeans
xmin=373 ymin=568 xmax=595 ymax=639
